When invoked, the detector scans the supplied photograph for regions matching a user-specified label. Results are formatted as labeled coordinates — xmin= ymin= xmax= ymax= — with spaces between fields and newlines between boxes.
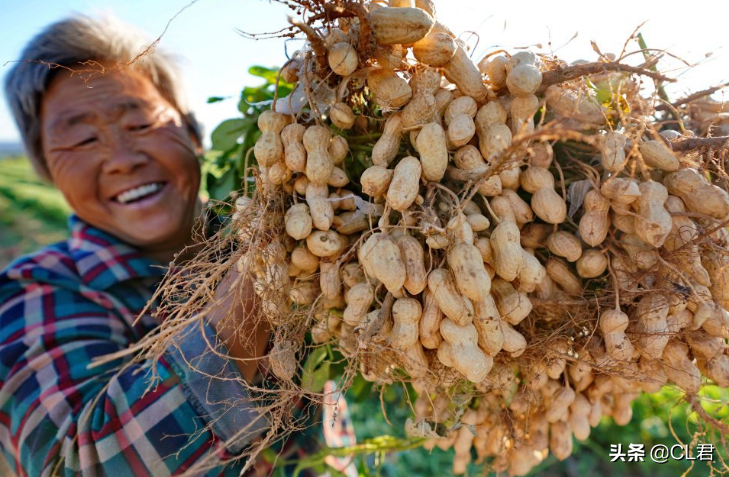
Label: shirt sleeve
xmin=0 ymin=275 xmax=266 ymax=476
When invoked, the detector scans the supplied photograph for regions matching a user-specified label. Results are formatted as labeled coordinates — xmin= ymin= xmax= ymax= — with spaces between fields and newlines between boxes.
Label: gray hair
xmin=4 ymin=14 xmax=202 ymax=182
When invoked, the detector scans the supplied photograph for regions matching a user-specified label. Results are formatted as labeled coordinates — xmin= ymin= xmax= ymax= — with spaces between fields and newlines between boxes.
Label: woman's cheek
xmin=143 ymin=127 xmax=201 ymax=193
xmin=144 ymin=126 xmax=197 ymax=161
xmin=49 ymin=152 xmax=100 ymax=208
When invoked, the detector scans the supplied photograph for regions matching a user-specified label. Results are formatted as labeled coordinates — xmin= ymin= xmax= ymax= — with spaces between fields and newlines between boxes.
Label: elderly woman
xmin=0 ymin=15 xmax=354 ymax=477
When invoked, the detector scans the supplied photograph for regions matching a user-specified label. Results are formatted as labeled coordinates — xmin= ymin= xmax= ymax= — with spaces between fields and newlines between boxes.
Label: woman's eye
xmin=73 ymin=137 xmax=97 ymax=147
xmin=130 ymin=123 xmax=152 ymax=132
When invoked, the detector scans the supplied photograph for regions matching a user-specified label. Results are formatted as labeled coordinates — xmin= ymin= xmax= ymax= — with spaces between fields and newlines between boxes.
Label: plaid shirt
xmin=0 ymin=215 xmax=356 ymax=477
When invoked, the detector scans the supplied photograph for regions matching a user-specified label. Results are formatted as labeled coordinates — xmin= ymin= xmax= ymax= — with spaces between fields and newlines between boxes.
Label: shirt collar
xmin=67 ymin=214 xmax=167 ymax=289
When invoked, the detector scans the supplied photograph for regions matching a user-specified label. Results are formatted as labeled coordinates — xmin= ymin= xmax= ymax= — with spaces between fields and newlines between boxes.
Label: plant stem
xmin=637 ymin=33 xmax=671 ymax=104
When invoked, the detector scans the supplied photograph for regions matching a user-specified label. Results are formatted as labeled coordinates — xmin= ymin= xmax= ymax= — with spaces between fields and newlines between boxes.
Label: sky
xmin=1 ymin=0 xmax=729 ymax=147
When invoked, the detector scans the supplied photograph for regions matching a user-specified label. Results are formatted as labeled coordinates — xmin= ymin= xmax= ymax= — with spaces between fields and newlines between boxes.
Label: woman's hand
xmin=207 ymin=269 xmax=271 ymax=381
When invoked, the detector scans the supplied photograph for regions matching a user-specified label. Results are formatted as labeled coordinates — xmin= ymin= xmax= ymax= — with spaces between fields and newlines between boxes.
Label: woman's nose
xmin=101 ymin=134 xmax=148 ymax=174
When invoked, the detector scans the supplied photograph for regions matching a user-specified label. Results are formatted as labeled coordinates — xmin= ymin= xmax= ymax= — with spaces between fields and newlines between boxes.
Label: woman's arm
xmin=0 ymin=269 xmax=265 ymax=476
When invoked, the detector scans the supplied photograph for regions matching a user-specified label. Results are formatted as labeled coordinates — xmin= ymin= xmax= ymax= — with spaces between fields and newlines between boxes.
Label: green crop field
xmin=0 ymin=156 xmax=70 ymax=269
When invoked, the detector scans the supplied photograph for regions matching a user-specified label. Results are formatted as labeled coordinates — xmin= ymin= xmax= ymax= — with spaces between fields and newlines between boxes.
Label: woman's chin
xmin=102 ymin=189 xmax=196 ymax=253
xmin=131 ymin=219 xmax=191 ymax=251
xmin=97 ymin=209 xmax=192 ymax=256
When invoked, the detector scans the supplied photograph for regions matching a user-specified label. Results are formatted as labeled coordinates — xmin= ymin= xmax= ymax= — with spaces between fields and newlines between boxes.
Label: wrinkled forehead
xmin=49 ymin=100 xmax=143 ymax=129
xmin=41 ymin=68 xmax=177 ymax=134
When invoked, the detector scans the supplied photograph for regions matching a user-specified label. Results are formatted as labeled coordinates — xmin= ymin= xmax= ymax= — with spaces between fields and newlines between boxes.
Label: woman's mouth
xmin=114 ymin=182 xmax=167 ymax=204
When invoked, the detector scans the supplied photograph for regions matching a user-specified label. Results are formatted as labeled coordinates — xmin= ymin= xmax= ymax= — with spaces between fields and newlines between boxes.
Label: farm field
xmin=0 ymin=156 xmax=69 ymax=269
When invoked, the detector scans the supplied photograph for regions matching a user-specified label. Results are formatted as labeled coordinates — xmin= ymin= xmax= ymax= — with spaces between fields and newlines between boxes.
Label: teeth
xmin=116 ymin=183 xmax=162 ymax=204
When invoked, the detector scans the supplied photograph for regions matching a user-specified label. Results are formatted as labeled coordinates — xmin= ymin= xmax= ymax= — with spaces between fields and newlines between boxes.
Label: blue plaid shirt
xmin=0 ymin=215 xmax=356 ymax=477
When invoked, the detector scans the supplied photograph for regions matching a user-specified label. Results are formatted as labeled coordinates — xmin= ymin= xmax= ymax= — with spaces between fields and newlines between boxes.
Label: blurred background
xmin=1 ymin=1 xmax=729 ymax=475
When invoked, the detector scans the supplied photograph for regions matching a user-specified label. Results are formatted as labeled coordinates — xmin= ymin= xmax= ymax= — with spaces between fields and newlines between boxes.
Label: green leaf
xmin=241 ymin=130 xmax=262 ymax=165
xmin=276 ymin=83 xmax=294 ymax=98
xmin=206 ymin=96 xmax=227 ymax=103
xmin=235 ymin=146 xmax=252 ymax=178
xmin=300 ymin=347 xmax=329 ymax=393
xmin=248 ymin=65 xmax=281 ymax=84
xmin=210 ymin=118 xmax=248 ymax=152
xmin=238 ymin=86 xmax=273 ymax=114
xmin=384 ymin=384 xmax=399 ymax=403
xmin=350 ymin=374 xmax=373 ymax=402
xmin=301 ymin=360 xmax=330 ymax=394
xmin=214 ymin=144 xmax=242 ymax=169
xmin=207 ymin=168 xmax=238 ymax=202
xmin=304 ymin=346 xmax=328 ymax=369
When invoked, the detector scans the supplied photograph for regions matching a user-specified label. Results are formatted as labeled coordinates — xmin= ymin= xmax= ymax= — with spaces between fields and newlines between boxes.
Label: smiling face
xmin=40 ymin=67 xmax=202 ymax=259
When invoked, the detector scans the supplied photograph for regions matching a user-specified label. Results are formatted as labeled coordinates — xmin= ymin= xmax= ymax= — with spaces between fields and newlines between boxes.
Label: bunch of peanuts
xmin=236 ymin=1 xmax=729 ymax=474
